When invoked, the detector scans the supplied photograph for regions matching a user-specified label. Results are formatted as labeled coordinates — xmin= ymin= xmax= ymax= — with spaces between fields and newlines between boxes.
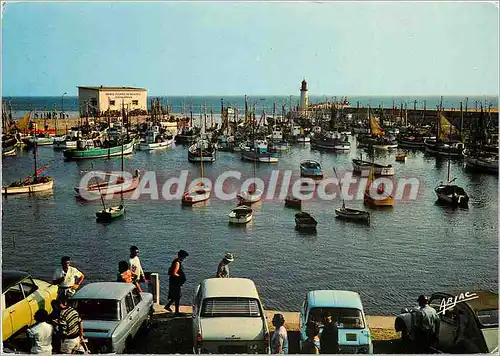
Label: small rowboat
xmin=228 ymin=205 xmax=253 ymax=224
xmin=285 ymin=196 xmax=302 ymax=209
xmin=2 ymin=146 xmax=16 ymax=156
xmin=237 ymin=188 xmax=263 ymax=204
xmin=96 ymin=204 xmax=125 ymax=222
xmin=395 ymin=153 xmax=407 ymax=162
xmin=295 ymin=212 xmax=317 ymax=230
xmin=335 ymin=207 xmax=370 ymax=224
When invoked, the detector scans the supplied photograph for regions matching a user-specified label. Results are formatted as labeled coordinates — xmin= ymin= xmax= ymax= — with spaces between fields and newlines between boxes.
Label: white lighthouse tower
xmin=299 ymin=79 xmax=309 ymax=111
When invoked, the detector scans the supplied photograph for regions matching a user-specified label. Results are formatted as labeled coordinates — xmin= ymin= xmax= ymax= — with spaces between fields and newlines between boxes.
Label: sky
xmin=1 ymin=1 xmax=498 ymax=96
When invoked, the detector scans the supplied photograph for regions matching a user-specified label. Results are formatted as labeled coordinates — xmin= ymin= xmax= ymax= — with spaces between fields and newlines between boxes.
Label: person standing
xmin=117 ymin=260 xmax=142 ymax=292
xmin=415 ymin=295 xmax=440 ymax=352
xmin=302 ymin=321 xmax=320 ymax=354
xmin=48 ymin=300 xmax=62 ymax=354
xmin=320 ymin=312 xmax=339 ymax=354
xmin=129 ymin=245 xmax=145 ymax=283
xmin=28 ymin=309 xmax=53 ymax=354
xmin=216 ymin=253 xmax=234 ymax=278
xmin=52 ymin=256 xmax=85 ymax=298
xmin=271 ymin=313 xmax=289 ymax=354
xmin=58 ymin=296 xmax=84 ymax=354
xmin=164 ymin=250 xmax=189 ymax=315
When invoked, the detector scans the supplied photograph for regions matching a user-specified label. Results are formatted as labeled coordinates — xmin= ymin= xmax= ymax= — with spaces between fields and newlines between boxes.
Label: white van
xmin=192 ymin=278 xmax=270 ymax=354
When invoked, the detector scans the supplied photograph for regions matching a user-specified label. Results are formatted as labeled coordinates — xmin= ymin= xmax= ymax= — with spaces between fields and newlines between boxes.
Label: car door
xmin=124 ymin=291 xmax=141 ymax=338
xmin=131 ymin=287 xmax=145 ymax=334
xmin=192 ymin=285 xmax=201 ymax=340
xmin=299 ymin=295 xmax=309 ymax=347
xmin=3 ymin=282 xmax=31 ymax=339
xmin=21 ymin=277 xmax=41 ymax=324
xmin=430 ymin=295 xmax=458 ymax=352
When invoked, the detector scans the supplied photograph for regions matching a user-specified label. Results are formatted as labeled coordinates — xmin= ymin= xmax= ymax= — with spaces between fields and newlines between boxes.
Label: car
xmin=2 ymin=270 xmax=58 ymax=342
xmin=395 ymin=291 xmax=498 ymax=353
xmin=299 ymin=290 xmax=373 ymax=354
xmin=192 ymin=278 xmax=270 ymax=354
xmin=70 ymin=282 xmax=154 ymax=353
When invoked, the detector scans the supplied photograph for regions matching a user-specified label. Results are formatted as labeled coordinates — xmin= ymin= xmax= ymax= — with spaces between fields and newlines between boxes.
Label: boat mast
xmin=333 ymin=167 xmax=345 ymax=209
xmin=33 ymin=122 xmax=38 ymax=182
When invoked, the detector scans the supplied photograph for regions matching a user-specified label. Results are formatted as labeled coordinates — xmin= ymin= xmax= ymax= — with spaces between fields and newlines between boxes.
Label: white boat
xmin=352 ymin=159 xmax=394 ymax=176
xmin=334 ymin=207 xmax=370 ymax=224
xmin=182 ymin=183 xmax=211 ymax=205
xmin=3 ymin=146 xmax=16 ymax=156
xmin=297 ymin=135 xmax=311 ymax=143
xmin=228 ymin=205 xmax=253 ymax=224
xmin=138 ymin=125 xmax=174 ymax=150
xmin=241 ymin=140 xmax=279 ymax=163
xmin=2 ymin=179 xmax=54 ymax=195
xmin=237 ymin=188 xmax=263 ymax=204
xmin=74 ymin=170 xmax=141 ymax=198
xmin=300 ymin=160 xmax=323 ymax=179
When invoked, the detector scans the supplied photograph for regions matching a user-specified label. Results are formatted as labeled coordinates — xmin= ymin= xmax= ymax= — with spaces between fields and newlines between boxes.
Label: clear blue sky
xmin=1 ymin=1 xmax=498 ymax=96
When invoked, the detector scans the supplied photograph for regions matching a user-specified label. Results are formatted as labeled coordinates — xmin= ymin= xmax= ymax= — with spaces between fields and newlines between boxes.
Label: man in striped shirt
xmin=58 ymin=296 xmax=84 ymax=354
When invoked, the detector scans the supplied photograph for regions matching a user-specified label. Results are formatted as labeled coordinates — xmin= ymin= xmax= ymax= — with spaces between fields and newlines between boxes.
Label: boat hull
xmin=63 ymin=141 xmax=134 ymax=160
xmin=295 ymin=213 xmax=317 ymax=230
xmin=285 ymin=197 xmax=301 ymax=209
xmin=237 ymin=189 xmax=263 ymax=204
xmin=228 ymin=206 xmax=253 ymax=224
xmin=181 ymin=188 xmax=211 ymax=205
xmin=334 ymin=208 xmax=370 ymax=223
xmin=3 ymin=147 xmax=16 ymax=156
xmin=352 ymin=160 xmax=394 ymax=176
xmin=435 ymin=185 xmax=469 ymax=207
xmin=2 ymin=179 xmax=54 ymax=195
xmin=138 ymin=138 xmax=174 ymax=151
xmin=464 ymin=155 xmax=498 ymax=173
xmin=74 ymin=176 xmax=140 ymax=198
xmin=363 ymin=193 xmax=394 ymax=207
xmin=241 ymin=151 xmax=278 ymax=163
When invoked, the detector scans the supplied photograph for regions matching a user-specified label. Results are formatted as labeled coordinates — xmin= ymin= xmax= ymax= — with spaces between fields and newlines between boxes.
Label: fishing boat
xmin=182 ymin=133 xmax=211 ymax=205
xmin=188 ymin=137 xmax=216 ymax=162
xmin=463 ymin=148 xmax=499 ymax=174
xmin=2 ymin=124 xmax=54 ymax=195
xmin=269 ymin=141 xmax=290 ymax=152
xmin=24 ymin=135 xmax=54 ymax=146
xmin=435 ymin=159 xmax=469 ymax=208
xmin=241 ymin=140 xmax=279 ymax=163
xmin=300 ymin=160 xmax=324 ymax=179
xmin=285 ymin=195 xmax=302 ymax=209
xmin=395 ymin=153 xmax=407 ymax=162
xmin=363 ymin=165 xmax=394 ymax=207
xmin=311 ymin=132 xmax=351 ymax=151
xmin=228 ymin=205 xmax=253 ymax=224
xmin=53 ymin=129 xmax=82 ymax=149
xmin=63 ymin=139 xmax=134 ymax=160
xmin=138 ymin=125 xmax=174 ymax=150
xmin=352 ymin=158 xmax=394 ymax=176
xmin=423 ymin=111 xmax=464 ymax=157
xmin=297 ymin=135 xmax=311 ymax=143
xmin=295 ymin=212 xmax=317 ymax=230
xmin=333 ymin=167 xmax=370 ymax=224
xmin=175 ymin=126 xmax=196 ymax=144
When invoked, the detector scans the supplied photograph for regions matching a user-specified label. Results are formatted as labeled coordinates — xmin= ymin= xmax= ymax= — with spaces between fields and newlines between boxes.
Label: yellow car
xmin=2 ymin=270 xmax=58 ymax=341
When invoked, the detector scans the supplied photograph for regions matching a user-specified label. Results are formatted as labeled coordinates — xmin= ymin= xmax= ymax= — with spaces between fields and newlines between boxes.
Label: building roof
xmin=2 ymin=270 xmax=30 ymax=293
xmin=201 ymin=278 xmax=260 ymax=299
xmin=307 ymin=290 xmax=364 ymax=310
xmin=72 ymin=282 xmax=136 ymax=300
xmin=77 ymin=86 xmax=147 ymax=91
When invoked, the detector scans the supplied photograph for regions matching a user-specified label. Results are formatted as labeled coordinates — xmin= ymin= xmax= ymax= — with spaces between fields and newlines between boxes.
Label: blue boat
xmin=300 ymin=160 xmax=323 ymax=179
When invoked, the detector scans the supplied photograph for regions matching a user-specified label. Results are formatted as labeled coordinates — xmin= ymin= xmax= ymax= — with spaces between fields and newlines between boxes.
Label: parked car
xmin=2 ymin=270 xmax=58 ymax=341
xmin=395 ymin=291 xmax=498 ymax=353
xmin=192 ymin=278 xmax=270 ymax=354
xmin=299 ymin=290 xmax=373 ymax=354
xmin=70 ymin=282 xmax=154 ymax=353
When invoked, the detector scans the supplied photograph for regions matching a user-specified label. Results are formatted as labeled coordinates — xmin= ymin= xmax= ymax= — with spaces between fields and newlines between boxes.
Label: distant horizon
xmin=2 ymin=94 xmax=499 ymax=98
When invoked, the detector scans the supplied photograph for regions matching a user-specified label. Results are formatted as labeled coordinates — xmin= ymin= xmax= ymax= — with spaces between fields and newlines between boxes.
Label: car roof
xmin=435 ymin=291 xmax=499 ymax=312
xmin=201 ymin=278 xmax=260 ymax=299
xmin=307 ymin=290 xmax=364 ymax=310
xmin=72 ymin=282 xmax=135 ymax=300
xmin=2 ymin=270 xmax=30 ymax=293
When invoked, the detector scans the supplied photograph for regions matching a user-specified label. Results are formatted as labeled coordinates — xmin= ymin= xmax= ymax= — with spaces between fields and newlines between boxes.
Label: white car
xmin=192 ymin=278 xmax=270 ymax=354
xmin=71 ymin=282 xmax=154 ymax=353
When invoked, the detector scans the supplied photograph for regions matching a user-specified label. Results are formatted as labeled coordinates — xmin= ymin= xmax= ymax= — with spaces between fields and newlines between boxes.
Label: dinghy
xmin=295 ymin=212 xmax=317 ymax=230
xmin=228 ymin=205 xmax=253 ymax=224
xmin=237 ymin=188 xmax=263 ymax=204
xmin=335 ymin=207 xmax=370 ymax=224
xmin=285 ymin=195 xmax=302 ymax=209
xmin=300 ymin=160 xmax=324 ymax=179
xmin=96 ymin=205 xmax=125 ymax=222
xmin=182 ymin=183 xmax=211 ymax=205
xmin=395 ymin=153 xmax=407 ymax=162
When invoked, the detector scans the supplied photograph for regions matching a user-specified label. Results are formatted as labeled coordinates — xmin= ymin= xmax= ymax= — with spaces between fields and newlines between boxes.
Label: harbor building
xmin=78 ymin=86 xmax=147 ymax=116
xmin=299 ymin=79 xmax=309 ymax=111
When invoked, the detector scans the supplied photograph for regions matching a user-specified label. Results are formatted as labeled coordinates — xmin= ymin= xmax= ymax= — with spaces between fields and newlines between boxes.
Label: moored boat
xmin=228 ymin=205 xmax=253 ymax=224
xmin=188 ymin=137 xmax=216 ymax=162
xmin=352 ymin=159 xmax=394 ymax=176
xmin=334 ymin=207 xmax=370 ymax=224
xmin=285 ymin=195 xmax=302 ymax=209
xmin=74 ymin=170 xmax=141 ymax=198
xmin=241 ymin=140 xmax=278 ymax=163
xmin=3 ymin=177 xmax=54 ymax=195
xmin=424 ymin=139 xmax=465 ymax=157
xmin=311 ymin=132 xmax=351 ymax=151
xmin=181 ymin=182 xmax=211 ymax=205
xmin=96 ymin=205 xmax=125 ymax=222
xmin=363 ymin=166 xmax=394 ymax=207
xmin=295 ymin=212 xmax=317 ymax=230
xmin=463 ymin=149 xmax=498 ymax=174
xmin=2 ymin=146 xmax=16 ymax=156
xmin=395 ymin=153 xmax=407 ymax=163
xmin=435 ymin=159 xmax=469 ymax=208
xmin=138 ymin=125 xmax=174 ymax=150
xmin=300 ymin=160 xmax=324 ymax=179
xmin=237 ymin=188 xmax=263 ymax=204
xmin=63 ymin=140 xmax=134 ymax=160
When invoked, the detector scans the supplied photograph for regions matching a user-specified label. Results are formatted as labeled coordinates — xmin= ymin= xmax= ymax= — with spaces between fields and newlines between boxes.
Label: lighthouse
xmin=299 ymin=79 xmax=309 ymax=111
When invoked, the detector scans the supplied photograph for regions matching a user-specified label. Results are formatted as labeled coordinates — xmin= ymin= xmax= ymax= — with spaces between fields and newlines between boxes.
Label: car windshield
xmin=477 ymin=309 xmax=498 ymax=327
xmin=73 ymin=299 xmax=120 ymax=321
xmin=201 ymin=297 xmax=262 ymax=318
xmin=308 ymin=307 xmax=365 ymax=329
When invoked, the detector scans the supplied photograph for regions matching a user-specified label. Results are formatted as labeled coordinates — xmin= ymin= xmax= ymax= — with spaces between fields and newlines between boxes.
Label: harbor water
xmin=2 ymin=138 xmax=498 ymax=315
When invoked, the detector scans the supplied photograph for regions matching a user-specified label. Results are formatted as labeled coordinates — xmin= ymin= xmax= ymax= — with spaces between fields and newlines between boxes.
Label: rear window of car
xmin=73 ymin=299 xmax=120 ymax=321
xmin=201 ymin=297 xmax=261 ymax=318
xmin=308 ymin=307 xmax=365 ymax=329
xmin=477 ymin=309 xmax=498 ymax=327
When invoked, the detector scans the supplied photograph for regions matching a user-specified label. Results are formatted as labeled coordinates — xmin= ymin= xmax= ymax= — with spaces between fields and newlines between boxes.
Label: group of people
xmin=270 ymin=311 xmax=340 ymax=354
